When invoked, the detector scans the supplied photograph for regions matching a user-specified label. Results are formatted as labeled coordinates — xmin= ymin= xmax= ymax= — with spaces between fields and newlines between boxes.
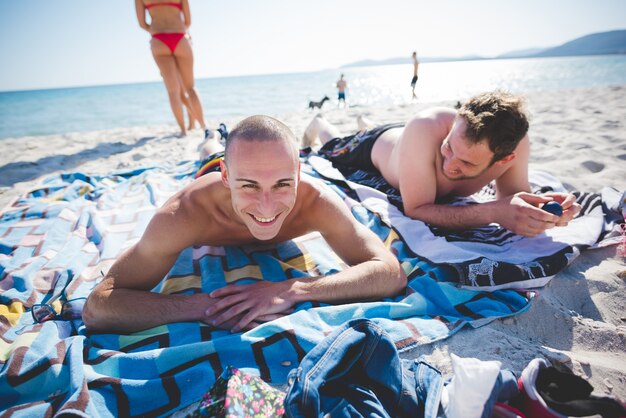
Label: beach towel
xmin=305 ymin=154 xmax=624 ymax=290
xmin=0 ymin=156 xmax=618 ymax=417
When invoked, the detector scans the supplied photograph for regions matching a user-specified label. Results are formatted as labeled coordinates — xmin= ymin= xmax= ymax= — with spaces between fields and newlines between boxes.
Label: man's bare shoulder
xmin=296 ymin=174 xmax=327 ymax=204
xmin=143 ymin=172 xmax=232 ymax=248
xmin=294 ymin=174 xmax=347 ymax=217
xmin=409 ymin=107 xmax=457 ymax=126
xmin=401 ymin=107 xmax=456 ymax=148
xmin=158 ymin=173 xmax=225 ymax=223
xmin=292 ymin=174 xmax=362 ymax=236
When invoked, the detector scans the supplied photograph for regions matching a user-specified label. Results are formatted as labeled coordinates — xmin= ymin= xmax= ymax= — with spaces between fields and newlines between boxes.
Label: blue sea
xmin=1 ymin=55 xmax=626 ymax=140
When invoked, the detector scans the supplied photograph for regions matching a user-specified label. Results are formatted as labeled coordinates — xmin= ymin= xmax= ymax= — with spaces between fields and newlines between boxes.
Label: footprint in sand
xmin=581 ymin=160 xmax=605 ymax=173
xmin=601 ymin=120 xmax=619 ymax=129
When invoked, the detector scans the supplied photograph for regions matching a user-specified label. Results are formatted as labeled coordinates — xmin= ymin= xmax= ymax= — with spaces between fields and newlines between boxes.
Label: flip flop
xmin=217 ymin=123 xmax=228 ymax=141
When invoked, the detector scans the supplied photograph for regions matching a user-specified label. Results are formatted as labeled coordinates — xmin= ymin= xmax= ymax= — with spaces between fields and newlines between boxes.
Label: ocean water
xmin=1 ymin=55 xmax=625 ymax=140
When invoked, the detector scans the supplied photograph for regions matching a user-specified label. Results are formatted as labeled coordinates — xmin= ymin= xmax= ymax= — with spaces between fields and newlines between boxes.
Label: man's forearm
xmin=405 ymin=202 xmax=497 ymax=230
xmin=289 ymin=259 xmax=405 ymax=304
xmin=83 ymin=287 xmax=208 ymax=334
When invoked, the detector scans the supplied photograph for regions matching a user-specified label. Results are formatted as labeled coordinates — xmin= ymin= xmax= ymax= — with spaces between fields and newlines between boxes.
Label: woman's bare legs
xmin=302 ymin=114 xmax=342 ymax=148
xmin=175 ymin=38 xmax=208 ymax=133
xmin=151 ymin=39 xmax=186 ymax=136
xmin=178 ymin=73 xmax=197 ymax=130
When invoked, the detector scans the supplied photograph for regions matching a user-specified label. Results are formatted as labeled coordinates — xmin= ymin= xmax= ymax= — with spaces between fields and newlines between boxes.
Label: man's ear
xmin=220 ymin=159 xmax=229 ymax=187
xmin=297 ymin=161 xmax=301 ymax=182
xmin=495 ymin=152 xmax=516 ymax=166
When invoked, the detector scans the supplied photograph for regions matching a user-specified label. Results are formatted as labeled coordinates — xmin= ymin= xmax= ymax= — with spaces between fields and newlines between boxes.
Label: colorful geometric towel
xmin=0 ymin=156 xmax=600 ymax=417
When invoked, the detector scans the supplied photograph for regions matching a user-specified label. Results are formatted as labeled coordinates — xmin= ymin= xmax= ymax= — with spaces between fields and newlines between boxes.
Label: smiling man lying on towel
xmin=83 ymin=115 xmax=406 ymax=334
xmin=303 ymin=90 xmax=581 ymax=237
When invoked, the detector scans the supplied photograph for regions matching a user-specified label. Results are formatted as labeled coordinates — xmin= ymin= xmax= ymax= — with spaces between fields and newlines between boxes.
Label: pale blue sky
xmin=1 ymin=0 xmax=624 ymax=91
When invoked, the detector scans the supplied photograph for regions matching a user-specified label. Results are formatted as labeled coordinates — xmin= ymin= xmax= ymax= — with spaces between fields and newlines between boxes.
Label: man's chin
xmin=443 ymin=172 xmax=464 ymax=181
xmin=247 ymin=223 xmax=281 ymax=241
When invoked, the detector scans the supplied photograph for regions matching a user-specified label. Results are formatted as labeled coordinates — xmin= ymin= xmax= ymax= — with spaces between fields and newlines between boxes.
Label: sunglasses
xmin=31 ymin=297 xmax=87 ymax=324
xmin=30 ymin=270 xmax=86 ymax=326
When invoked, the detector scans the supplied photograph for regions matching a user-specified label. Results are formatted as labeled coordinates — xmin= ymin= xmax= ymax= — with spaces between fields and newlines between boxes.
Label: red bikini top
xmin=145 ymin=2 xmax=182 ymax=10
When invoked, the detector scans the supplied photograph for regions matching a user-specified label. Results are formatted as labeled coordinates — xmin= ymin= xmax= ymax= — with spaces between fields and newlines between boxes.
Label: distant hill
xmin=341 ymin=29 xmax=626 ymax=68
xmin=533 ymin=29 xmax=626 ymax=57
xmin=496 ymin=47 xmax=547 ymax=59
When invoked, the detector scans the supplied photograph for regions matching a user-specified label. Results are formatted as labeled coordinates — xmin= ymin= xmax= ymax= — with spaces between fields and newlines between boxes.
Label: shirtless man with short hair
xmin=83 ymin=115 xmax=405 ymax=334
xmin=336 ymin=74 xmax=347 ymax=107
xmin=411 ymin=51 xmax=419 ymax=99
xmin=303 ymin=90 xmax=580 ymax=237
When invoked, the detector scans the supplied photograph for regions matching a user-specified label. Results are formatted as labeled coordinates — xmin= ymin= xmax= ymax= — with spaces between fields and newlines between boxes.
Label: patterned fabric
xmin=1 ymin=158 xmax=571 ymax=417
xmin=307 ymin=155 xmax=623 ymax=291
xmin=189 ymin=366 xmax=285 ymax=418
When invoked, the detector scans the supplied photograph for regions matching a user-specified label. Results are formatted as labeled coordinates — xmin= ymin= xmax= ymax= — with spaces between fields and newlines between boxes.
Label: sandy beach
xmin=1 ymin=84 xmax=625 ymax=406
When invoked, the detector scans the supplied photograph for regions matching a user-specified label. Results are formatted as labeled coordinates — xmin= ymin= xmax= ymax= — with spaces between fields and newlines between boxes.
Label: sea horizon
xmin=1 ymin=54 xmax=626 ymax=140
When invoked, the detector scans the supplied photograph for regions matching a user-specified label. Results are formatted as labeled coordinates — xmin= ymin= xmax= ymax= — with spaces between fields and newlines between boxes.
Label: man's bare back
xmin=371 ymin=108 xmax=527 ymax=202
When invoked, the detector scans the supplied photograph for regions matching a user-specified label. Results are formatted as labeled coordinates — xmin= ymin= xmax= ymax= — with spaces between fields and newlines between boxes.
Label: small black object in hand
xmin=542 ymin=201 xmax=563 ymax=216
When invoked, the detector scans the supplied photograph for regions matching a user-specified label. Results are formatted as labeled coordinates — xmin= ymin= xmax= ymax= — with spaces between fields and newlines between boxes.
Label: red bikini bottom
xmin=152 ymin=32 xmax=185 ymax=54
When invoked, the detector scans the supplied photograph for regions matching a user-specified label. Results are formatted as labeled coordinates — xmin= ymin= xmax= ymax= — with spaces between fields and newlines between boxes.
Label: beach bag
xmin=188 ymin=366 xmax=286 ymax=418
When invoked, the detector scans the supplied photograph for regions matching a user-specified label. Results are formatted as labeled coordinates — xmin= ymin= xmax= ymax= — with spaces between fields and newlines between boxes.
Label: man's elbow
xmin=403 ymin=203 xmax=431 ymax=222
xmin=81 ymin=297 xmax=98 ymax=331
xmin=404 ymin=207 xmax=422 ymax=221
xmin=383 ymin=259 xmax=407 ymax=296
xmin=82 ymin=292 xmax=109 ymax=333
xmin=392 ymin=265 xmax=407 ymax=295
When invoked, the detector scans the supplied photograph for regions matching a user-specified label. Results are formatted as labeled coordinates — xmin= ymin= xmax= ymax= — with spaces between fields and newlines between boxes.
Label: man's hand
xmin=496 ymin=192 xmax=556 ymax=237
xmin=204 ymin=281 xmax=295 ymax=332
xmin=496 ymin=192 xmax=580 ymax=237
xmin=541 ymin=192 xmax=581 ymax=226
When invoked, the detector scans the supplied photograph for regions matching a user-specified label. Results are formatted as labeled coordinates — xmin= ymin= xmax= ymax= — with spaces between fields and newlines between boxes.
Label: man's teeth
xmin=253 ymin=215 xmax=276 ymax=223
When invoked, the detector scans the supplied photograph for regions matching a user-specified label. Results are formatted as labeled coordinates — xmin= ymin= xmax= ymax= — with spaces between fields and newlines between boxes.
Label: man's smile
xmin=250 ymin=214 xmax=278 ymax=224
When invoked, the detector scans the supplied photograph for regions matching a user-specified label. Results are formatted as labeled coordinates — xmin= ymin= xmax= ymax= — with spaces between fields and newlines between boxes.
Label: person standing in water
xmin=336 ymin=74 xmax=347 ymax=108
xmin=411 ymin=51 xmax=419 ymax=99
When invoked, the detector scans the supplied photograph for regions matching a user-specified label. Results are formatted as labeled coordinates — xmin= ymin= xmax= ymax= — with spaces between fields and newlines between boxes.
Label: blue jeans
xmin=283 ymin=318 xmax=444 ymax=418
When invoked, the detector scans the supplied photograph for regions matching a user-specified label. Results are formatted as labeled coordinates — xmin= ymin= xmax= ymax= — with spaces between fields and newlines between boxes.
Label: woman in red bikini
xmin=135 ymin=0 xmax=211 ymax=139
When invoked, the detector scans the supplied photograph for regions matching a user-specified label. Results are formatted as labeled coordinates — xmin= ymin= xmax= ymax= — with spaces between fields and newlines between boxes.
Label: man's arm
xmin=406 ymin=195 xmax=561 ymax=236
xmin=83 ymin=200 xmax=210 ymax=333
xmin=207 ymin=183 xmax=406 ymax=332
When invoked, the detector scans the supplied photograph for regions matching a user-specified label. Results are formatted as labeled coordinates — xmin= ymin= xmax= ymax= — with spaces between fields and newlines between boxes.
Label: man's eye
xmin=275 ymin=183 xmax=291 ymax=188
xmin=242 ymin=184 xmax=257 ymax=189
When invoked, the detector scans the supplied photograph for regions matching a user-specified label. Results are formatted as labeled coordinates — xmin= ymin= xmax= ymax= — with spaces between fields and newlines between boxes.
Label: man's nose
xmin=257 ymin=191 xmax=276 ymax=213
xmin=445 ymin=157 xmax=463 ymax=175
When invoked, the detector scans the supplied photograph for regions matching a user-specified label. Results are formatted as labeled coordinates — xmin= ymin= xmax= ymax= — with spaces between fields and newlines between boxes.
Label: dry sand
xmin=1 ymin=85 xmax=625 ymax=404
